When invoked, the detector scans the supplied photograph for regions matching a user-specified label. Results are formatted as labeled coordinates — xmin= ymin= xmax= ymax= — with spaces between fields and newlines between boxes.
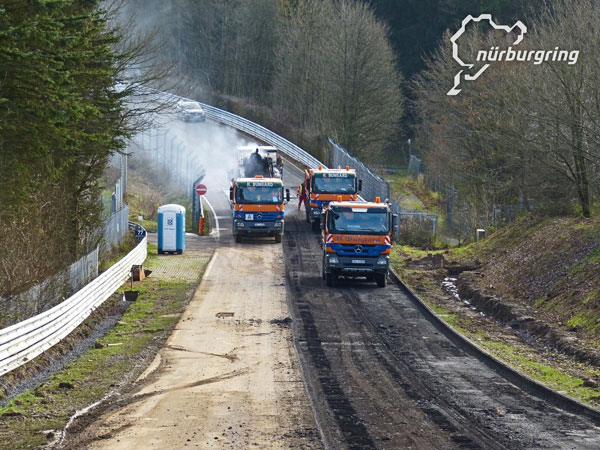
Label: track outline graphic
xmin=448 ymin=14 xmax=527 ymax=96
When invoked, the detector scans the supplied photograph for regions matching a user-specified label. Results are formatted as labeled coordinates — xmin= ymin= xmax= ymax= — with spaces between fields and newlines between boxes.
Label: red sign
xmin=195 ymin=184 xmax=207 ymax=196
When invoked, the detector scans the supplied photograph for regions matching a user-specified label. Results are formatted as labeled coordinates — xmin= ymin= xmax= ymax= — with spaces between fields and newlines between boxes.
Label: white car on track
xmin=175 ymin=100 xmax=206 ymax=122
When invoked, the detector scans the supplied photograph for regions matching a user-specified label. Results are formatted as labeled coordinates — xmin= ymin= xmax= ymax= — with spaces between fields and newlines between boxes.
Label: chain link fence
xmin=327 ymin=138 xmax=440 ymax=243
xmin=328 ymin=137 xmax=390 ymax=202
xmin=406 ymin=153 xmax=520 ymax=241
xmin=130 ymin=128 xmax=200 ymax=196
xmin=100 ymin=205 xmax=130 ymax=257
xmin=107 ymin=153 xmax=127 ymax=215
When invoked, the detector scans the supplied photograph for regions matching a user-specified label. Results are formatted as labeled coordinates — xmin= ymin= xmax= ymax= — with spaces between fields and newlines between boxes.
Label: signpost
xmin=195 ymin=184 xmax=207 ymax=234
xmin=195 ymin=184 xmax=207 ymax=196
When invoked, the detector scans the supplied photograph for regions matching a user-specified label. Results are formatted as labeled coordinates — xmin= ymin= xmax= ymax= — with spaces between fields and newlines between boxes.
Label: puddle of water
xmin=441 ymin=277 xmax=486 ymax=318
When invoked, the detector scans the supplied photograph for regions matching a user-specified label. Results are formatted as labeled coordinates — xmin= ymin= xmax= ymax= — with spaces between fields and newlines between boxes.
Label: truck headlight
xmin=328 ymin=256 xmax=339 ymax=264
xmin=237 ymin=221 xmax=245 ymax=227
xmin=377 ymin=256 xmax=388 ymax=265
xmin=274 ymin=222 xmax=283 ymax=228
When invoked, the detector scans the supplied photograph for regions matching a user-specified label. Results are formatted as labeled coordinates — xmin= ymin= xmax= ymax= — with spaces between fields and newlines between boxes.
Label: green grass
xmin=132 ymin=217 xmax=158 ymax=232
xmin=388 ymin=173 xmax=440 ymax=213
xmin=587 ymin=247 xmax=600 ymax=263
xmin=429 ymin=304 xmax=460 ymax=328
xmin=567 ymin=311 xmax=600 ymax=334
xmin=0 ymin=257 xmax=207 ymax=449
xmin=99 ymin=233 xmax=137 ymax=272
xmin=100 ymin=188 xmax=113 ymax=218
xmin=478 ymin=339 xmax=600 ymax=407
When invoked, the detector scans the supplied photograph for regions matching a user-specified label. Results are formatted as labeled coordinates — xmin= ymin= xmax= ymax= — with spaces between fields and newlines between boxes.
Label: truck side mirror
xmin=392 ymin=214 xmax=399 ymax=233
xmin=285 ymin=188 xmax=290 ymax=202
xmin=358 ymin=179 xmax=363 ymax=192
xmin=229 ymin=187 xmax=233 ymax=201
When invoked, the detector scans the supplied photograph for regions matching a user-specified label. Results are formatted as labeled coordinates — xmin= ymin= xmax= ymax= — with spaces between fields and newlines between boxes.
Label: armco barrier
xmin=0 ymin=230 xmax=147 ymax=376
xmin=201 ymin=103 xmax=325 ymax=170
xmin=144 ymin=88 xmax=324 ymax=170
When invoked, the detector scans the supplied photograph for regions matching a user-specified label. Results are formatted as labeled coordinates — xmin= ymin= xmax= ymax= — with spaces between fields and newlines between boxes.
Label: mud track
xmin=283 ymin=207 xmax=600 ymax=449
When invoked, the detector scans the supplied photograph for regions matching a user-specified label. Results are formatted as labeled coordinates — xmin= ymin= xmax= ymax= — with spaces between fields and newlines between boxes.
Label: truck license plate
xmin=254 ymin=223 xmax=265 ymax=227
xmin=351 ymin=259 xmax=366 ymax=264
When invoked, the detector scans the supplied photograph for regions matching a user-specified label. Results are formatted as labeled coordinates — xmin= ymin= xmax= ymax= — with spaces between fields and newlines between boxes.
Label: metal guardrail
xmin=0 ymin=228 xmax=147 ymax=376
xmin=200 ymin=103 xmax=325 ymax=170
xmin=143 ymin=88 xmax=324 ymax=171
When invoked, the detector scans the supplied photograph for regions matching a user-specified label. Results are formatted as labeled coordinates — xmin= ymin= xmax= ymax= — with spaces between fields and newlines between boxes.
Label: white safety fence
xmin=0 ymin=234 xmax=147 ymax=376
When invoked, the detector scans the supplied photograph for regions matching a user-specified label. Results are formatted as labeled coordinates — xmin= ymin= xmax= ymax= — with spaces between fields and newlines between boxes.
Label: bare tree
xmin=414 ymin=0 xmax=600 ymax=230
xmin=271 ymin=0 xmax=334 ymax=129
xmin=273 ymin=0 xmax=404 ymax=162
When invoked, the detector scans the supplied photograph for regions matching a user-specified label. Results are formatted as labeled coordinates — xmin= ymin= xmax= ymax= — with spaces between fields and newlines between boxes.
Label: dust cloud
xmin=160 ymin=113 xmax=257 ymax=193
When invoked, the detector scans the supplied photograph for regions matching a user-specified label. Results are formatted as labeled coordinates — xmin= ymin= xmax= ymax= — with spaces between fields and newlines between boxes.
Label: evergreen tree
xmin=0 ymin=0 xmax=131 ymax=294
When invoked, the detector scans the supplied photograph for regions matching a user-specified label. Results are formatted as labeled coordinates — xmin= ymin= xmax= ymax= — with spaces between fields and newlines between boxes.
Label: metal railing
xmin=142 ymin=88 xmax=324 ymax=171
xmin=0 ymin=228 xmax=147 ymax=377
xmin=200 ymin=103 xmax=324 ymax=170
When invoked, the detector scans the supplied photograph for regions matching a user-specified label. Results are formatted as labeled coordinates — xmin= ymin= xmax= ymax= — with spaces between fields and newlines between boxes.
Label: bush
xmin=397 ymin=216 xmax=435 ymax=247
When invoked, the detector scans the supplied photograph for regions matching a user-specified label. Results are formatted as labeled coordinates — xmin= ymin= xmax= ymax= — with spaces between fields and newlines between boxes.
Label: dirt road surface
xmin=282 ymin=194 xmax=600 ymax=449
xmin=65 ymin=189 xmax=321 ymax=449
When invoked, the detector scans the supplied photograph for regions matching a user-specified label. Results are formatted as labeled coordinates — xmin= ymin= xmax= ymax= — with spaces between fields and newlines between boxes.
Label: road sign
xmin=195 ymin=184 xmax=207 ymax=196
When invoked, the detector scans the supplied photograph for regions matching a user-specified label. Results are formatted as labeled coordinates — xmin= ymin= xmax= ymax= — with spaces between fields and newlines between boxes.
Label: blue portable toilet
xmin=157 ymin=204 xmax=186 ymax=254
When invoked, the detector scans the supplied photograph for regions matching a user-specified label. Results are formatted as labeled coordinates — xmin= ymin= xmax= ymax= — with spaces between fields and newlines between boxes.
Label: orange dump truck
xmin=321 ymin=198 xmax=398 ymax=287
xmin=304 ymin=166 xmax=362 ymax=231
xmin=230 ymin=176 xmax=290 ymax=243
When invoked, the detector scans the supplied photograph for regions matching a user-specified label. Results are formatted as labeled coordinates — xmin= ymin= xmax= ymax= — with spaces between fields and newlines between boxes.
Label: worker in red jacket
xmin=297 ymin=181 xmax=307 ymax=211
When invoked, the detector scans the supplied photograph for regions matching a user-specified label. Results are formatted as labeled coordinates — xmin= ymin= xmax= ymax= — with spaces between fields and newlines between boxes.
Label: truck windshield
xmin=329 ymin=208 xmax=389 ymax=234
xmin=312 ymin=175 xmax=356 ymax=194
xmin=235 ymin=184 xmax=283 ymax=204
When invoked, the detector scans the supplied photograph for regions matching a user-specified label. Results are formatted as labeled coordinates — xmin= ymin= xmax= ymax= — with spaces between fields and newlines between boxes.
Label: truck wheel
xmin=311 ymin=219 xmax=320 ymax=233
xmin=275 ymin=232 xmax=282 ymax=243
xmin=322 ymin=256 xmax=326 ymax=280
xmin=375 ymin=273 xmax=387 ymax=288
xmin=305 ymin=207 xmax=310 ymax=223
xmin=235 ymin=233 xmax=242 ymax=243
xmin=326 ymin=271 xmax=338 ymax=287
xmin=158 ymin=249 xmax=164 ymax=255
xmin=177 ymin=249 xmax=183 ymax=255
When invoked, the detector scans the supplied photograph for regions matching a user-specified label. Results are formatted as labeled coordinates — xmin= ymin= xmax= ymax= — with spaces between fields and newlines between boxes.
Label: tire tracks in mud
xmin=283 ymin=208 xmax=600 ymax=450
xmin=284 ymin=216 xmax=474 ymax=449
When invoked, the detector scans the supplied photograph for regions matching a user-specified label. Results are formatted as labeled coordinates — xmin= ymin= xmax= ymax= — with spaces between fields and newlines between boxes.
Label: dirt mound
xmin=406 ymin=253 xmax=446 ymax=270
xmin=407 ymin=253 xmax=480 ymax=275
xmin=457 ymin=272 xmax=600 ymax=368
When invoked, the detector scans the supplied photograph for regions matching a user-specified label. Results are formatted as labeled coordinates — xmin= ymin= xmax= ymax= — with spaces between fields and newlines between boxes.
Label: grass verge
xmin=0 ymin=243 xmax=208 ymax=449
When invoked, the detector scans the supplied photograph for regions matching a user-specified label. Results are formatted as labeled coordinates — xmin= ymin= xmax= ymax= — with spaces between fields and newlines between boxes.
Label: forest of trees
xmin=121 ymin=0 xmax=403 ymax=162
xmin=134 ymin=0 xmax=597 ymax=226
xmin=369 ymin=0 xmax=546 ymax=77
